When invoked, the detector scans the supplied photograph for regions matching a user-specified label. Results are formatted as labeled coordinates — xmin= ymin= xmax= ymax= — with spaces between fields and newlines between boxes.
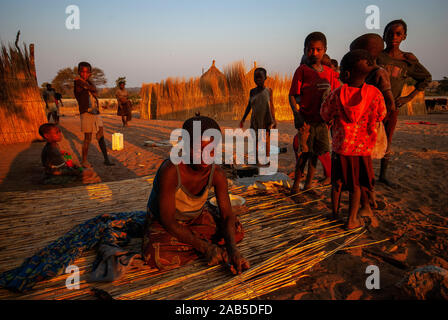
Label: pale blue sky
xmin=1 ymin=0 xmax=447 ymax=87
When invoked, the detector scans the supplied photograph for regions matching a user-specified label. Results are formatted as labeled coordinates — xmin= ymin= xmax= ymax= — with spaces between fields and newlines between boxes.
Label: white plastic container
xmin=112 ymin=133 xmax=124 ymax=150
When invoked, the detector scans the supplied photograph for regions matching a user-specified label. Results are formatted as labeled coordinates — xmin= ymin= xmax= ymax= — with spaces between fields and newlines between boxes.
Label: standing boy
xmin=289 ymin=32 xmax=340 ymax=196
xmin=74 ymin=61 xmax=114 ymax=167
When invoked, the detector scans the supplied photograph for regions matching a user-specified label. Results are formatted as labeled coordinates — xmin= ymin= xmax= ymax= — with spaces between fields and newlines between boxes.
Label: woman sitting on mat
xmin=142 ymin=115 xmax=250 ymax=274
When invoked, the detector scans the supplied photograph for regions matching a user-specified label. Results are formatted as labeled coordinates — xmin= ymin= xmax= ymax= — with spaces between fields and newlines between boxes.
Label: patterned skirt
xmin=141 ymin=206 xmax=244 ymax=270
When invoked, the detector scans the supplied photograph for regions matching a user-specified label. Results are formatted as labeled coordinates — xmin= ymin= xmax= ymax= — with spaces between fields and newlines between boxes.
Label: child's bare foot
xmin=318 ymin=177 xmax=331 ymax=185
xmin=81 ymin=161 xmax=92 ymax=168
xmin=359 ymin=206 xmax=379 ymax=228
xmin=346 ymin=216 xmax=364 ymax=230
xmin=303 ymin=183 xmax=312 ymax=191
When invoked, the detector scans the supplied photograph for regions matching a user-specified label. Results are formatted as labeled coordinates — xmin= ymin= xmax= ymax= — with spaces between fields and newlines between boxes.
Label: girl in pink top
xmin=321 ymin=50 xmax=386 ymax=229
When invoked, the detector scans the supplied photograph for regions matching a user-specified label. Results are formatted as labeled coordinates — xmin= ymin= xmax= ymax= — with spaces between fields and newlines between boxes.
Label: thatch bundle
xmin=0 ymin=42 xmax=46 ymax=144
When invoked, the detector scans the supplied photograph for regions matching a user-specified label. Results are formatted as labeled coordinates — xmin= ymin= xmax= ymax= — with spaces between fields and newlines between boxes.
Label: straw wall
xmin=0 ymin=43 xmax=47 ymax=144
xmin=140 ymin=61 xmax=293 ymax=121
xmin=399 ymin=84 xmax=427 ymax=116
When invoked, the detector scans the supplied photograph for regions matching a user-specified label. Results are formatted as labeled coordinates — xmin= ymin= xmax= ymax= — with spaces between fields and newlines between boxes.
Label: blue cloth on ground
xmin=0 ymin=211 xmax=146 ymax=293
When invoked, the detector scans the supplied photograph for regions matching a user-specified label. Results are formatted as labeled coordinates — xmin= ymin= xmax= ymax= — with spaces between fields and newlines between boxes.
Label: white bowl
xmin=209 ymin=194 xmax=246 ymax=208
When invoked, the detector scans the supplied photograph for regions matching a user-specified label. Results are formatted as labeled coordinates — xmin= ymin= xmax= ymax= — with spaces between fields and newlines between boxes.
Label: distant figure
xmin=377 ymin=19 xmax=432 ymax=186
xmin=239 ymin=67 xmax=277 ymax=164
xmin=43 ymin=83 xmax=59 ymax=124
xmin=74 ymin=61 xmax=115 ymax=168
xmin=54 ymin=92 xmax=64 ymax=107
xmin=115 ymin=81 xmax=132 ymax=127
xmin=39 ymin=123 xmax=82 ymax=185
xmin=320 ymin=50 xmax=387 ymax=229
xmin=289 ymin=32 xmax=340 ymax=196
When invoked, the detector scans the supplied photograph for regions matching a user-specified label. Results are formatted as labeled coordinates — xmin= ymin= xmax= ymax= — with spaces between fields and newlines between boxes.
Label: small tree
xmin=51 ymin=66 xmax=107 ymax=97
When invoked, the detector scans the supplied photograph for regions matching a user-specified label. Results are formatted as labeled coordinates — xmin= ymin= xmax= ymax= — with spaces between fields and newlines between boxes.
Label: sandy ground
xmin=0 ymin=110 xmax=447 ymax=299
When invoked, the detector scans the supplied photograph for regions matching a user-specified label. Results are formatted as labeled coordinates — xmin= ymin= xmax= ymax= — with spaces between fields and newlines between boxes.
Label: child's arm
xmin=320 ymin=90 xmax=337 ymax=123
xmin=268 ymin=88 xmax=277 ymax=129
xmin=289 ymin=67 xmax=305 ymax=127
xmin=157 ymin=162 xmax=225 ymax=264
xmin=213 ymin=166 xmax=250 ymax=274
xmin=396 ymin=53 xmax=432 ymax=108
xmin=239 ymin=90 xmax=253 ymax=128
xmin=376 ymin=94 xmax=387 ymax=123
xmin=74 ymin=78 xmax=98 ymax=96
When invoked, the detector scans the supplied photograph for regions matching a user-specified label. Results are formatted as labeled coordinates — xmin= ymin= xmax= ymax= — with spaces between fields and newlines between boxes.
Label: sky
xmin=1 ymin=0 xmax=447 ymax=87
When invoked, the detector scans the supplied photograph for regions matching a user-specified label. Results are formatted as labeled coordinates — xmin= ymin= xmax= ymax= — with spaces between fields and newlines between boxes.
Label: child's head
xmin=321 ymin=54 xmax=332 ymax=68
xmin=119 ymin=81 xmax=126 ymax=89
xmin=350 ymin=33 xmax=384 ymax=60
xmin=304 ymin=32 xmax=327 ymax=65
xmin=253 ymin=67 xmax=267 ymax=87
xmin=182 ymin=114 xmax=221 ymax=167
xmin=330 ymin=59 xmax=339 ymax=72
xmin=339 ymin=49 xmax=374 ymax=85
xmin=77 ymin=61 xmax=92 ymax=81
xmin=39 ymin=123 xmax=62 ymax=143
xmin=383 ymin=19 xmax=407 ymax=48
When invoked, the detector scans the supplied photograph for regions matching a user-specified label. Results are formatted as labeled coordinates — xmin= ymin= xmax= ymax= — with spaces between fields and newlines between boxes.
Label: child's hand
xmin=239 ymin=120 xmax=244 ymax=129
xmin=272 ymin=120 xmax=278 ymax=129
xmin=396 ymin=96 xmax=411 ymax=108
xmin=227 ymin=248 xmax=250 ymax=275
xmin=205 ymin=244 xmax=227 ymax=266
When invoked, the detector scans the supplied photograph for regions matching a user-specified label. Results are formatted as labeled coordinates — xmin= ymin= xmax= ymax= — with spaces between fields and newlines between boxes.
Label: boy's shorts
xmin=306 ymin=122 xmax=330 ymax=156
xmin=80 ymin=113 xmax=103 ymax=133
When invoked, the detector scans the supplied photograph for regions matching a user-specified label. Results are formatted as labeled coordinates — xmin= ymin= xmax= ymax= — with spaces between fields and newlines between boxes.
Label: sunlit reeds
xmin=140 ymin=61 xmax=293 ymax=121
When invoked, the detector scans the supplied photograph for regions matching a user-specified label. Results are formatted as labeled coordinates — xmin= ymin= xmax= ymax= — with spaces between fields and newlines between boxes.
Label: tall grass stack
xmin=0 ymin=41 xmax=46 ymax=144
xmin=140 ymin=60 xmax=293 ymax=121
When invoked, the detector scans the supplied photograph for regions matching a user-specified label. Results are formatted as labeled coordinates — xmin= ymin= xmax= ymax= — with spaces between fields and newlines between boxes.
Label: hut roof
xmin=200 ymin=60 xmax=225 ymax=80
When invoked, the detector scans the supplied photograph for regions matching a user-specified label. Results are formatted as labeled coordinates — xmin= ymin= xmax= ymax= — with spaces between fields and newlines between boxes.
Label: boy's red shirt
xmin=320 ymin=83 xmax=387 ymax=156
xmin=289 ymin=64 xmax=341 ymax=122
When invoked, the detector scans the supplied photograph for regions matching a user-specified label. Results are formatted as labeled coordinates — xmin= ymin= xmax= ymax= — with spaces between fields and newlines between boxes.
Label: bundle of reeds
xmin=0 ymin=41 xmax=47 ymax=144
xmin=139 ymin=60 xmax=293 ymax=121
xmin=0 ymin=177 xmax=387 ymax=300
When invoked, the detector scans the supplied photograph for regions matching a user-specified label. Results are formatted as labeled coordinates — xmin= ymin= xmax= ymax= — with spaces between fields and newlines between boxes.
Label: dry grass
xmin=140 ymin=61 xmax=293 ymax=121
xmin=0 ymin=42 xmax=47 ymax=144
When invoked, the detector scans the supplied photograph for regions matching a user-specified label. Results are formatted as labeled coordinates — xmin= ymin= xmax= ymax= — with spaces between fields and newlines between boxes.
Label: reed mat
xmin=0 ymin=177 xmax=373 ymax=300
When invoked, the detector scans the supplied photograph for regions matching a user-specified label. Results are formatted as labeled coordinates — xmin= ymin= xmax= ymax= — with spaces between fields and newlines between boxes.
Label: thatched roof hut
xmin=0 ymin=41 xmax=46 ymax=144
xmin=199 ymin=60 xmax=227 ymax=97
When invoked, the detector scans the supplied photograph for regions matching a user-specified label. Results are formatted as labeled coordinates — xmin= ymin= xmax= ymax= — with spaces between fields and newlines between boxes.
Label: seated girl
xmin=142 ymin=115 xmax=250 ymax=275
